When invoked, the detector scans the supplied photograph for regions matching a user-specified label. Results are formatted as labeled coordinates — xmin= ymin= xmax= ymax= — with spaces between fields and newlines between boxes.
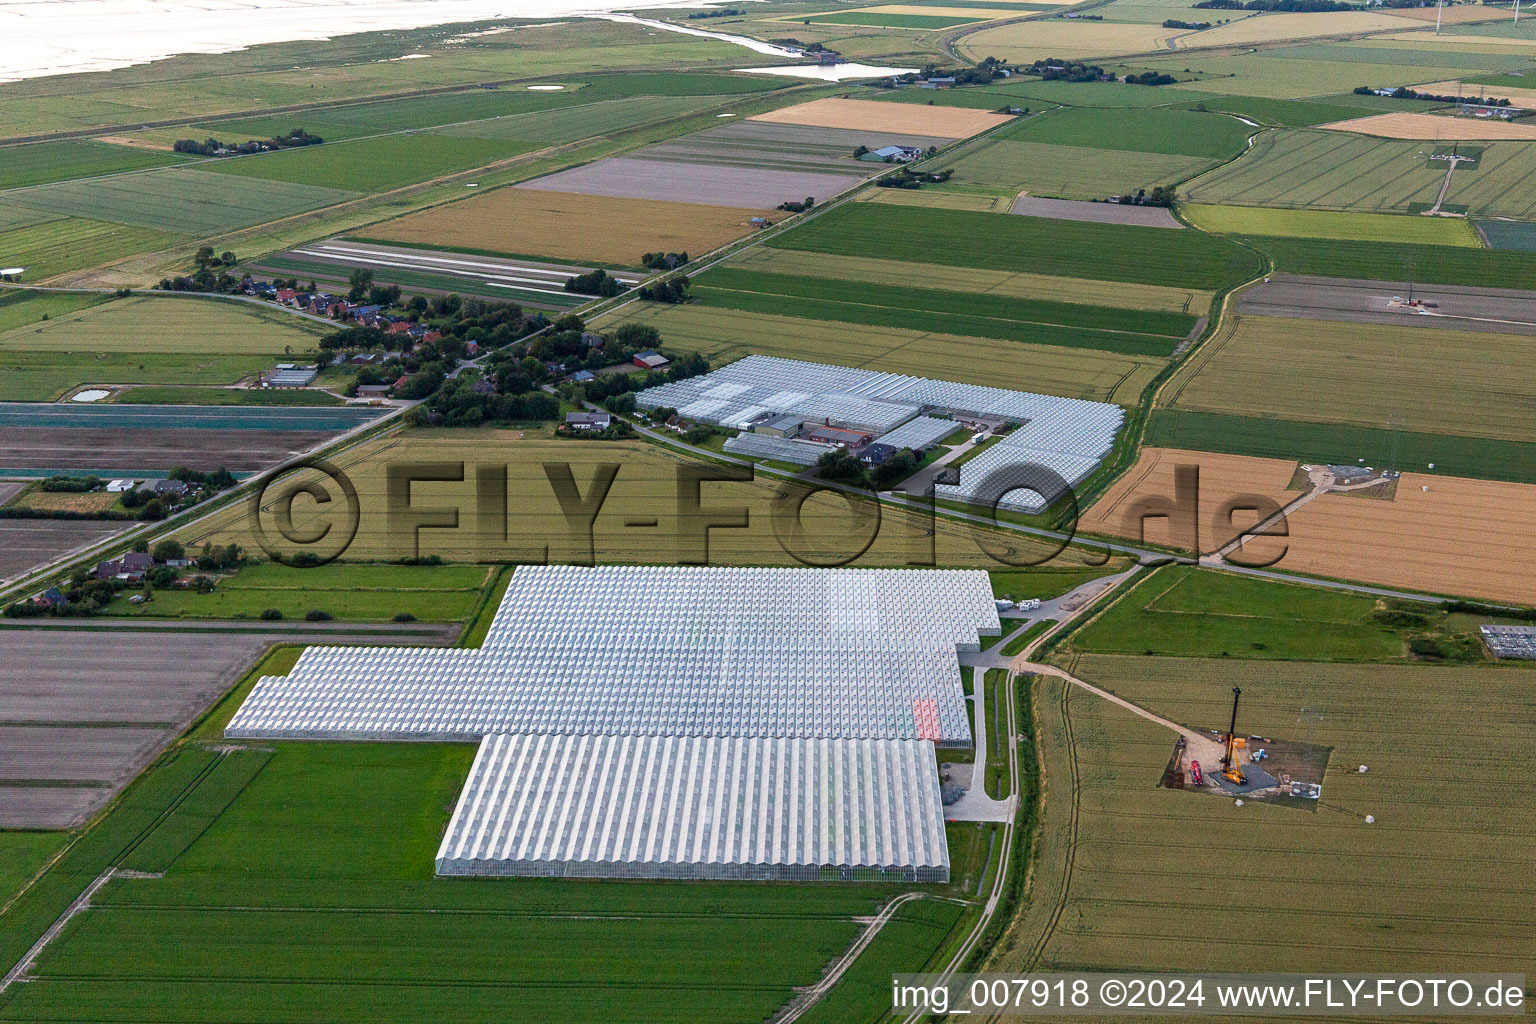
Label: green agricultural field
xmin=1172 ymin=94 xmax=1375 ymax=127
xmin=130 ymin=113 xmax=380 ymax=147
xmin=2 ymin=167 xmax=359 ymax=235
xmin=873 ymin=85 xmax=1062 ymax=109
xmin=1184 ymin=128 xmax=1536 ymax=219
xmin=1242 ymin=232 xmax=1536 ymax=286
xmin=312 ymin=71 xmax=782 ymax=133
xmin=730 ymin=247 xmax=1213 ymax=315
xmin=0 ymin=289 xmax=105 ymax=332
xmin=1162 ymin=314 xmax=1536 ymax=444
xmin=986 ymin=78 xmax=1218 ymax=107
xmin=0 ymin=213 xmax=185 ymax=281
xmin=1182 ymin=203 xmax=1481 ymax=246
xmin=111 ymin=385 xmax=343 ymax=406
xmin=204 ymin=133 xmax=539 ymax=193
xmin=0 ymin=352 xmax=289 ymax=402
xmin=0 ymin=20 xmax=770 ymax=139
xmin=0 ymin=139 xmax=189 ymax=190
xmin=1144 ymin=409 xmax=1536 ymax=485
xmin=0 ymin=203 xmax=60 ymax=233
xmin=1142 ymin=51 xmax=1484 ymax=99
xmin=797 ymin=900 xmax=971 ymax=1024
xmin=1271 ymin=41 xmax=1535 ymax=72
xmin=1001 ymin=106 xmax=1253 ymax=159
xmin=1476 ymin=218 xmax=1536 ymax=250
xmin=0 ymin=833 xmax=68 ymax=908
xmin=937 ymin=138 xmax=1212 ymax=199
xmin=770 ymin=203 xmax=1262 ymax=289
xmin=0 ymin=295 xmax=326 ymax=354
xmin=998 ymin=660 xmax=1535 ymax=978
xmin=1070 ymin=565 xmax=1412 ymax=661
xmin=102 ymin=562 xmax=492 ymax=622
xmin=595 ymin=302 xmax=1166 ymax=404
xmin=690 ymin=267 xmax=1194 ymax=356
xmin=176 ymin=429 xmax=1091 ymax=568
xmin=437 ymin=93 xmax=743 ymax=143
xmin=0 ymin=742 xmax=912 ymax=1024
xmin=801 ymin=11 xmax=988 ymax=27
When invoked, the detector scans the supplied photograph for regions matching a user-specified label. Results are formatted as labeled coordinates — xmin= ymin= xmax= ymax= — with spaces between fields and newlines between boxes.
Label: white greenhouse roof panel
xmin=436 ymin=733 xmax=950 ymax=882
xmin=226 ymin=565 xmax=1000 ymax=745
xmin=873 ymin=415 xmax=959 ymax=452
xmin=723 ymin=433 xmax=836 ymax=466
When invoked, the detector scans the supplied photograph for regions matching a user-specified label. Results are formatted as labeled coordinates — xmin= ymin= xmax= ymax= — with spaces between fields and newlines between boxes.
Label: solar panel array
xmin=436 ymin=733 xmax=949 ymax=881
xmin=723 ymin=432 xmax=836 ymax=466
xmin=639 ymin=356 xmax=1124 ymax=512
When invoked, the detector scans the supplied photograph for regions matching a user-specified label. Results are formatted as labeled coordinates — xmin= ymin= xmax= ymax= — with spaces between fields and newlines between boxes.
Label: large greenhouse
xmin=636 ymin=355 xmax=1124 ymax=511
xmin=226 ymin=565 xmax=1001 ymax=881
xmin=436 ymin=733 xmax=950 ymax=882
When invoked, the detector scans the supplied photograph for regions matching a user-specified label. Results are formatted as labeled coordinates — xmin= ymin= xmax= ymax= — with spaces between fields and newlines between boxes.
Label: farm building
xmin=564 ymin=411 xmax=611 ymax=431
xmin=860 ymin=145 xmax=923 ymax=163
xmin=436 ymin=734 xmax=948 ymax=881
xmin=754 ymin=415 xmax=804 ymax=437
xmin=636 ymin=356 xmax=1123 ymax=511
xmin=633 ymin=350 xmax=670 ymax=370
xmin=227 ymin=565 xmax=995 ymax=881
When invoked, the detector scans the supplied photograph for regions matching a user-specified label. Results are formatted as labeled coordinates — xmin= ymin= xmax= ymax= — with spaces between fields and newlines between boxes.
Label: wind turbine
xmin=1435 ymin=0 xmax=1443 ymax=35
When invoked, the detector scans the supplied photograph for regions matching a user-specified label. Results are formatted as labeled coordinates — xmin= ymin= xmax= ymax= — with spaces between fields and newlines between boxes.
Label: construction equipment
xmin=1221 ymin=687 xmax=1247 ymax=786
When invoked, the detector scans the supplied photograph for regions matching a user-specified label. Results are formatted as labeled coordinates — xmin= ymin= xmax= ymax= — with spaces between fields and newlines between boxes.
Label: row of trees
xmin=172 ymin=128 xmax=322 ymax=156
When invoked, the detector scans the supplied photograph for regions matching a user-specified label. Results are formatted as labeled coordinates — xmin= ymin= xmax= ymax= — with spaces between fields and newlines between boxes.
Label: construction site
xmin=1161 ymin=687 xmax=1332 ymax=805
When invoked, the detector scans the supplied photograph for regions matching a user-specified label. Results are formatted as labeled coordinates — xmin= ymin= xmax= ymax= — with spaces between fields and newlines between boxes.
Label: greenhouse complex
xmin=635 ymin=355 xmax=1124 ymax=511
xmin=226 ymin=565 xmax=1001 ymax=881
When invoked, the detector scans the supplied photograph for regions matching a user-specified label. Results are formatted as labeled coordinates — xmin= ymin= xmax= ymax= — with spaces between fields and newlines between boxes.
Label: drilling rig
xmin=1221 ymin=686 xmax=1247 ymax=787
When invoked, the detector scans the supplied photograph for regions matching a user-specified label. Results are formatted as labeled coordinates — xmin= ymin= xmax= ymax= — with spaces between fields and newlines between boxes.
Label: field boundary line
xmin=0 ymin=868 xmax=115 ymax=994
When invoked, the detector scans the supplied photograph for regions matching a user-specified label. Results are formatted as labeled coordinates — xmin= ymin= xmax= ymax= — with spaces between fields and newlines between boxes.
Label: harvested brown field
xmin=1080 ymin=447 xmax=1299 ymax=554
xmin=1416 ymin=78 xmax=1536 ymax=105
xmin=364 ymin=188 xmax=773 ymax=267
xmin=1282 ymin=472 xmax=1536 ymax=604
xmin=748 ymin=98 xmax=1013 ymax=139
xmin=1318 ymin=111 xmax=1536 ymax=140
xmin=1389 ymin=4 xmax=1513 ymax=22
